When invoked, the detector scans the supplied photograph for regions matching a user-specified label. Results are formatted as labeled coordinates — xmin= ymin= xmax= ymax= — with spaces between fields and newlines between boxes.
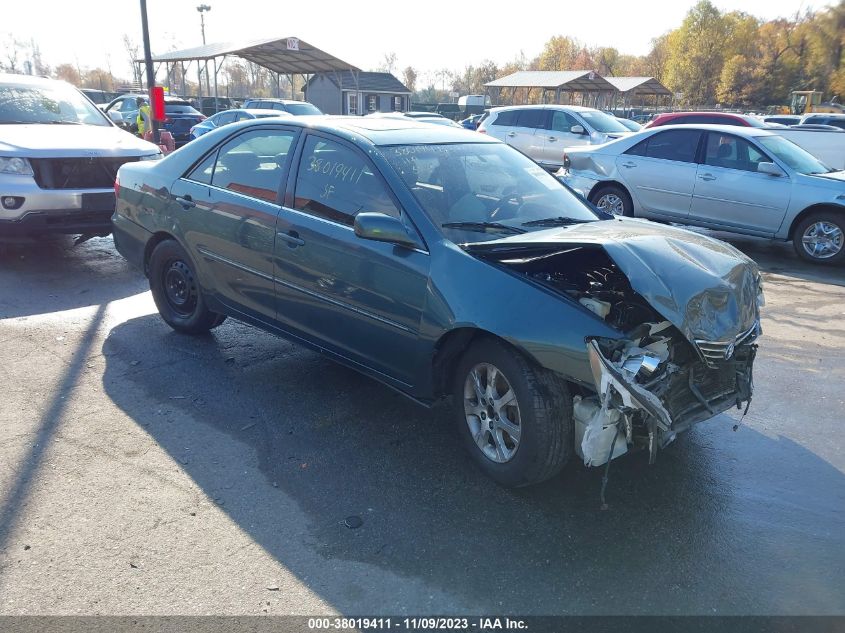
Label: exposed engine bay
xmin=484 ymin=244 xmax=759 ymax=467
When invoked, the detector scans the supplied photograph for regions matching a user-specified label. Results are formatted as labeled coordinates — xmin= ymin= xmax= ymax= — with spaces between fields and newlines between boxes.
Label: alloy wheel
xmin=463 ymin=363 xmax=522 ymax=463
xmin=595 ymin=193 xmax=625 ymax=215
xmin=801 ymin=220 xmax=843 ymax=260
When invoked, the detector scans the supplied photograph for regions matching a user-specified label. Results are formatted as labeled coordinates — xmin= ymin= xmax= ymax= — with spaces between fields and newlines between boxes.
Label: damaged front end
xmin=467 ymin=222 xmax=763 ymax=467
xmin=581 ymin=323 xmax=756 ymax=466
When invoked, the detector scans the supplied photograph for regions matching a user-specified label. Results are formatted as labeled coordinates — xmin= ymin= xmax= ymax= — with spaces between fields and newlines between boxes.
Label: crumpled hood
xmin=0 ymin=124 xmax=158 ymax=157
xmin=466 ymin=218 xmax=760 ymax=343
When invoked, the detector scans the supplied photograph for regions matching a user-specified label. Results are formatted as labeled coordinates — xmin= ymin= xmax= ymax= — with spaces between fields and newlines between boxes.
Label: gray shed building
xmin=303 ymin=71 xmax=411 ymax=115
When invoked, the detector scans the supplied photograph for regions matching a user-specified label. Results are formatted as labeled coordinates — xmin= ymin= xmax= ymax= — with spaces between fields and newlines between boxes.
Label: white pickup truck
xmin=776 ymin=127 xmax=845 ymax=170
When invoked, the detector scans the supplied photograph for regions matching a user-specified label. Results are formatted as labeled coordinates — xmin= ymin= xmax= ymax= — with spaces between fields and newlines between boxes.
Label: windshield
xmin=0 ymin=82 xmax=110 ymax=126
xmin=578 ymin=110 xmax=630 ymax=133
xmin=758 ymin=135 xmax=834 ymax=174
xmin=383 ymin=142 xmax=599 ymax=244
xmin=286 ymin=102 xmax=322 ymax=116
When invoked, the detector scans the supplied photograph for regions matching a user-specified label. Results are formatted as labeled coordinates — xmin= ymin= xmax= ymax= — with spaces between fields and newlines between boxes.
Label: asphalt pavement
xmin=0 ymin=232 xmax=843 ymax=615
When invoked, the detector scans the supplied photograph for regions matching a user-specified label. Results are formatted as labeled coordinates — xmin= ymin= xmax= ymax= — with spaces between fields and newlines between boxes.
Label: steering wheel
xmin=490 ymin=188 xmax=524 ymax=221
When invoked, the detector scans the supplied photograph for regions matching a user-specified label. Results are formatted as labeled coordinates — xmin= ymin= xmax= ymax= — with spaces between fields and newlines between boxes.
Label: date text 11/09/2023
xmin=307 ymin=617 xmax=528 ymax=630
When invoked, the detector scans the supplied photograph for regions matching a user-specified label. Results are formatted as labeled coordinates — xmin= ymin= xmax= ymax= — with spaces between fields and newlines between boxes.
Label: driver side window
xmin=551 ymin=111 xmax=579 ymax=133
xmin=293 ymin=136 xmax=400 ymax=226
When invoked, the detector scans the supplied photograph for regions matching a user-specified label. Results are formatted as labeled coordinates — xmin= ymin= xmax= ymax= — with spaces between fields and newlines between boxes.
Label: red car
xmin=644 ymin=111 xmax=770 ymax=128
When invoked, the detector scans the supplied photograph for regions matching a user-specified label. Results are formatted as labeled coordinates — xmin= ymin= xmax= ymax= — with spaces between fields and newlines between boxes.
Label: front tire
xmin=148 ymin=239 xmax=226 ymax=334
xmin=590 ymin=184 xmax=633 ymax=217
xmin=792 ymin=212 xmax=845 ymax=265
xmin=452 ymin=339 xmax=573 ymax=487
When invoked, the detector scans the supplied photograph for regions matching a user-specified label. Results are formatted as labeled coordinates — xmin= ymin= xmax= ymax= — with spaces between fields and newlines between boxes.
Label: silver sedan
xmin=559 ymin=124 xmax=845 ymax=264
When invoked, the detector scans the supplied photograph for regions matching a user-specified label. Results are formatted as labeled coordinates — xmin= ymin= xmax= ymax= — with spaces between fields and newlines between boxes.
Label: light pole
xmin=197 ymin=4 xmax=211 ymax=106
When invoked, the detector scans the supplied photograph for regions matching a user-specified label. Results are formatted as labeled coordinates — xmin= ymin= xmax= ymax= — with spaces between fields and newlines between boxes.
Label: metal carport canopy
xmin=149 ymin=36 xmax=359 ymax=74
xmin=603 ymin=76 xmax=672 ymax=96
xmin=484 ymin=71 xmax=616 ymax=92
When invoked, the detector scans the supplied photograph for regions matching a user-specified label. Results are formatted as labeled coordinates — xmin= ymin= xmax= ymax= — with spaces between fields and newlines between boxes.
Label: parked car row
xmin=559 ymin=124 xmax=845 ymax=264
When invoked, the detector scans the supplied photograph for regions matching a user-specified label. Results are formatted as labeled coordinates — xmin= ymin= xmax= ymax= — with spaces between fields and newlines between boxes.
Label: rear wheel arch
xmin=588 ymin=181 xmax=634 ymax=217
xmin=143 ymin=231 xmax=179 ymax=277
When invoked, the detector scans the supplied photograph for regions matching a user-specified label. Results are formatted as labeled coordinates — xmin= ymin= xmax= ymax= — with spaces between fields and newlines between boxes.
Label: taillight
xmin=114 ymin=173 xmax=120 ymax=198
xmin=563 ymin=153 xmax=570 ymax=169
xmin=197 ymin=115 xmax=207 ymax=121
xmin=477 ymin=127 xmax=487 ymax=134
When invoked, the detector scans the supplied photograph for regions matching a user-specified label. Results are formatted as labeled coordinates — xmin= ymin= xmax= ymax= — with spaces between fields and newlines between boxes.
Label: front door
xmin=689 ymin=132 xmax=792 ymax=234
xmin=615 ymin=129 xmax=703 ymax=219
xmin=273 ymin=133 xmax=429 ymax=386
xmin=536 ymin=110 xmax=588 ymax=167
xmin=172 ymin=126 xmax=298 ymax=321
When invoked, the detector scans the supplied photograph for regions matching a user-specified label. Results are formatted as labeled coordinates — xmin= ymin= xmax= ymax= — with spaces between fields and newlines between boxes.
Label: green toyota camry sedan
xmin=113 ymin=116 xmax=762 ymax=487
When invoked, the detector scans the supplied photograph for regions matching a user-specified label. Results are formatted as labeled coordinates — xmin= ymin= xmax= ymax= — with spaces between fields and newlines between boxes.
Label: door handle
xmin=506 ymin=132 xmax=516 ymax=137
xmin=174 ymin=195 xmax=195 ymax=209
xmin=277 ymin=230 xmax=305 ymax=247
xmin=621 ymin=162 xmax=637 ymax=168
xmin=699 ymin=174 xmax=716 ymax=181
xmin=547 ymin=136 xmax=557 ymax=142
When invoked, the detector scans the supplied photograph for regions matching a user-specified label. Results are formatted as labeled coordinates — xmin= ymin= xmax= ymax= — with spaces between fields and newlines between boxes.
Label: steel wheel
xmin=463 ymin=362 xmax=522 ymax=463
xmin=595 ymin=192 xmax=625 ymax=215
xmin=163 ymin=259 xmax=199 ymax=316
xmin=801 ymin=220 xmax=843 ymax=260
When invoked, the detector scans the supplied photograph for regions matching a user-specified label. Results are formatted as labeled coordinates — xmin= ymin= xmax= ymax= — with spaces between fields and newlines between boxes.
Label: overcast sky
xmin=3 ymin=0 xmax=831 ymax=85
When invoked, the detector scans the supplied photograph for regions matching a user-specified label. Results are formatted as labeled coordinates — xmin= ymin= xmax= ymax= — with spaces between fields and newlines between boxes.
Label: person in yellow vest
xmin=135 ymin=97 xmax=151 ymax=138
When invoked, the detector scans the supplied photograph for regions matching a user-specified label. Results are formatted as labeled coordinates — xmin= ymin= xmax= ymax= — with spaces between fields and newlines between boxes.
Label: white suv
xmin=0 ymin=74 xmax=160 ymax=241
xmin=477 ymin=105 xmax=632 ymax=170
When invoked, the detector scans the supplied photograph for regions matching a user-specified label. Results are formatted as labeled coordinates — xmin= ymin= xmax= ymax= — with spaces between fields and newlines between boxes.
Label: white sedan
xmin=559 ymin=124 xmax=845 ymax=264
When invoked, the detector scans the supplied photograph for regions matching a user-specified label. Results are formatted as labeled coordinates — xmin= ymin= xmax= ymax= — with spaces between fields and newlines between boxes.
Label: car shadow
xmin=100 ymin=315 xmax=845 ymax=615
xmin=0 ymin=236 xmax=147 ymax=319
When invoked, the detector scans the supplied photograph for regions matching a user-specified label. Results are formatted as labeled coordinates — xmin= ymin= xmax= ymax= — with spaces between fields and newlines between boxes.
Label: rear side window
xmin=491 ymin=110 xmax=518 ymax=126
xmin=204 ymin=129 xmax=296 ymax=202
xmin=293 ymin=135 xmax=400 ymax=225
xmin=515 ymin=109 xmax=547 ymax=129
xmin=626 ymin=130 xmax=702 ymax=163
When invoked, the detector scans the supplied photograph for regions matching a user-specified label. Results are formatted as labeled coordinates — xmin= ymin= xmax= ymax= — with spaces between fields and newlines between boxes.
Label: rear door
xmin=615 ymin=129 xmax=702 ymax=219
xmin=272 ymin=133 xmax=430 ymax=386
xmin=689 ymin=132 xmax=791 ymax=234
xmin=508 ymin=109 xmax=548 ymax=160
xmin=169 ymin=126 xmax=299 ymax=321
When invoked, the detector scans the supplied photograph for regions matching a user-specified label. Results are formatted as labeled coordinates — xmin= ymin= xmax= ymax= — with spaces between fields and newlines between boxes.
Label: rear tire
xmin=590 ymin=184 xmax=633 ymax=217
xmin=148 ymin=239 xmax=226 ymax=334
xmin=792 ymin=212 xmax=845 ymax=265
xmin=452 ymin=338 xmax=573 ymax=487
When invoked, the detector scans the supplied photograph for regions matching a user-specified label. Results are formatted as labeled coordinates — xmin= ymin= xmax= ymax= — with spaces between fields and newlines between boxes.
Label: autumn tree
xmin=402 ymin=66 xmax=417 ymax=93
xmin=55 ymin=63 xmax=80 ymax=86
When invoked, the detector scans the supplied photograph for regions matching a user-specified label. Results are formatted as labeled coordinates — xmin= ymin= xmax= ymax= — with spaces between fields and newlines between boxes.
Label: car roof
xmin=490 ymin=104 xmax=597 ymax=113
xmin=0 ymin=73 xmax=71 ymax=87
xmin=244 ymin=98 xmax=301 ymax=104
xmin=645 ymin=123 xmax=777 ymax=137
xmin=228 ymin=115 xmax=499 ymax=146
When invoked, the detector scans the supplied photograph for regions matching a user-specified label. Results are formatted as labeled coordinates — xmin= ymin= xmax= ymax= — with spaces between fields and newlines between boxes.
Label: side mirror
xmin=107 ymin=110 xmax=124 ymax=123
xmin=354 ymin=212 xmax=421 ymax=249
xmin=570 ymin=124 xmax=586 ymax=135
xmin=757 ymin=161 xmax=785 ymax=177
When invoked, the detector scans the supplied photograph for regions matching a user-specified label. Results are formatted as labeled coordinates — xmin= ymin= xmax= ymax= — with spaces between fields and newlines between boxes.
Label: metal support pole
xmin=139 ymin=0 xmax=159 ymax=145
xmin=213 ymin=58 xmax=219 ymax=112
